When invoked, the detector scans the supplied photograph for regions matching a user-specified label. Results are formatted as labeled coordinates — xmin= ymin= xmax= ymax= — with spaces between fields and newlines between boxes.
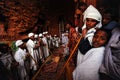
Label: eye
xmin=94 ymin=35 xmax=98 ymax=38
xmin=101 ymin=37 xmax=106 ymax=40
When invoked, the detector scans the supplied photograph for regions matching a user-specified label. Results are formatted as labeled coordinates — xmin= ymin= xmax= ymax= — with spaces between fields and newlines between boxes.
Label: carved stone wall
xmin=0 ymin=0 xmax=40 ymax=41
xmin=0 ymin=0 xmax=75 ymax=42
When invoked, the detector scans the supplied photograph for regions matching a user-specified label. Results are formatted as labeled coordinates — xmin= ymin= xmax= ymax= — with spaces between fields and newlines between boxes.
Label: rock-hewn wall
xmin=0 ymin=0 xmax=40 ymax=41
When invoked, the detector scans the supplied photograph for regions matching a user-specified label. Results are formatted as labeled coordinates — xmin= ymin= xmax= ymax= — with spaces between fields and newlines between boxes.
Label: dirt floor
xmin=32 ymin=46 xmax=68 ymax=80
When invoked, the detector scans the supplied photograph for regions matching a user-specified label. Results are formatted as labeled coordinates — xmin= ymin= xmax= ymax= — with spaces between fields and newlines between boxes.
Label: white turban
xmin=81 ymin=5 xmax=102 ymax=45
xmin=42 ymin=32 xmax=46 ymax=35
xmin=39 ymin=33 xmax=43 ymax=37
xmin=15 ymin=40 xmax=23 ymax=47
xmin=43 ymin=31 xmax=48 ymax=35
xmin=45 ymin=31 xmax=48 ymax=34
xmin=34 ymin=34 xmax=38 ymax=38
xmin=28 ymin=32 xmax=34 ymax=37
xmin=82 ymin=5 xmax=102 ymax=29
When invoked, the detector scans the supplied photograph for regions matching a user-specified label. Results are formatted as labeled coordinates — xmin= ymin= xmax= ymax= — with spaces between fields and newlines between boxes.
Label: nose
xmin=96 ymin=37 xmax=100 ymax=42
xmin=102 ymin=19 xmax=106 ymax=23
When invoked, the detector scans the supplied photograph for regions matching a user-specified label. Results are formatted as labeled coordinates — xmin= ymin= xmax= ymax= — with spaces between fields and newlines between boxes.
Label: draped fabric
xmin=82 ymin=5 xmax=102 ymax=46
xmin=14 ymin=48 xmax=27 ymax=80
xmin=82 ymin=5 xmax=102 ymax=30
xmin=42 ymin=36 xmax=49 ymax=58
xmin=99 ymin=27 xmax=120 ymax=80
xmin=73 ymin=47 xmax=105 ymax=80
xmin=26 ymin=39 xmax=37 ymax=70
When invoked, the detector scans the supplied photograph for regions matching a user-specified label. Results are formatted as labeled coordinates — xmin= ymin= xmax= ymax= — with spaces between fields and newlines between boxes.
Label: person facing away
xmin=73 ymin=29 xmax=111 ymax=80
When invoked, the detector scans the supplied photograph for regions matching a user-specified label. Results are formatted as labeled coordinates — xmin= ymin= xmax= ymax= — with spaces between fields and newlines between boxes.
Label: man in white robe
xmin=33 ymin=34 xmax=40 ymax=64
xmin=14 ymin=40 xmax=29 ymax=80
xmin=38 ymin=33 xmax=44 ymax=60
xmin=26 ymin=33 xmax=37 ymax=75
xmin=42 ymin=31 xmax=50 ymax=58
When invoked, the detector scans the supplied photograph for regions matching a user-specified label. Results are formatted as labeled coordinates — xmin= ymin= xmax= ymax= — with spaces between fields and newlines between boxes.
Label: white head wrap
xmin=45 ymin=31 xmax=48 ymax=34
xmin=28 ymin=32 xmax=34 ymax=37
xmin=43 ymin=31 xmax=48 ymax=35
xmin=34 ymin=34 xmax=38 ymax=38
xmin=42 ymin=32 xmax=46 ymax=35
xmin=39 ymin=33 xmax=43 ymax=37
xmin=81 ymin=5 xmax=102 ymax=46
xmin=15 ymin=40 xmax=23 ymax=47
xmin=82 ymin=5 xmax=102 ymax=30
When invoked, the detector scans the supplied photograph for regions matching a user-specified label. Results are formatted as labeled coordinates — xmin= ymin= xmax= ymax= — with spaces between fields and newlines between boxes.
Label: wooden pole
xmin=27 ymin=52 xmax=38 ymax=67
xmin=32 ymin=54 xmax=53 ymax=80
xmin=56 ymin=35 xmax=82 ymax=80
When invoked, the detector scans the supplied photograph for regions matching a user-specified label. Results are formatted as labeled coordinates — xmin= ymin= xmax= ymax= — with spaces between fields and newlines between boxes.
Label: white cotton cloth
xmin=42 ymin=36 xmax=49 ymax=58
xmin=28 ymin=32 xmax=34 ymax=37
xmin=85 ymin=28 xmax=96 ymax=45
xmin=34 ymin=34 xmax=38 ymax=38
xmin=39 ymin=33 xmax=43 ymax=37
xmin=26 ymin=39 xmax=37 ymax=70
xmin=81 ymin=5 xmax=102 ymax=45
xmin=15 ymin=40 xmax=23 ymax=47
xmin=73 ymin=47 xmax=105 ymax=80
xmin=14 ymin=48 xmax=27 ymax=80
xmin=82 ymin=5 xmax=102 ymax=30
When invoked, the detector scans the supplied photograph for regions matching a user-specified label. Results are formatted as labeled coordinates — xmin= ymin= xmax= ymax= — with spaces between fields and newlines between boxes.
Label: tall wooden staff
xmin=26 ymin=51 xmax=39 ymax=67
xmin=56 ymin=35 xmax=82 ymax=80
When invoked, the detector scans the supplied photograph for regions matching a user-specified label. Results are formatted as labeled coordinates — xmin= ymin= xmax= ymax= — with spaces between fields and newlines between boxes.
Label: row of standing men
xmin=0 ymin=29 xmax=70 ymax=80
xmin=9 ymin=31 xmax=61 ymax=80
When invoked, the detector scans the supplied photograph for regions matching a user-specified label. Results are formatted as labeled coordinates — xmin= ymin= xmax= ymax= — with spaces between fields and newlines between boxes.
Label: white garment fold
xmin=73 ymin=47 xmax=105 ymax=80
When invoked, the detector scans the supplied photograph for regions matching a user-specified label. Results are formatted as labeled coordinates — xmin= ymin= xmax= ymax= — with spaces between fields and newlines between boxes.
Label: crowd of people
xmin=0 ymin=1 xmax=120 ymax=80
xmin=0 ymin=31 xmax=61 ymax=80
xmin=71 ymin=1 xmax=120 ymax=80
xmin=61 ymin=1 xmax=120 ymax=80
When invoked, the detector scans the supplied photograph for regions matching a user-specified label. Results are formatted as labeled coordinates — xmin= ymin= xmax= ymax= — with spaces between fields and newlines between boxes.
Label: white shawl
xmin=73 ymin=47 xmax=105 ymax=80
